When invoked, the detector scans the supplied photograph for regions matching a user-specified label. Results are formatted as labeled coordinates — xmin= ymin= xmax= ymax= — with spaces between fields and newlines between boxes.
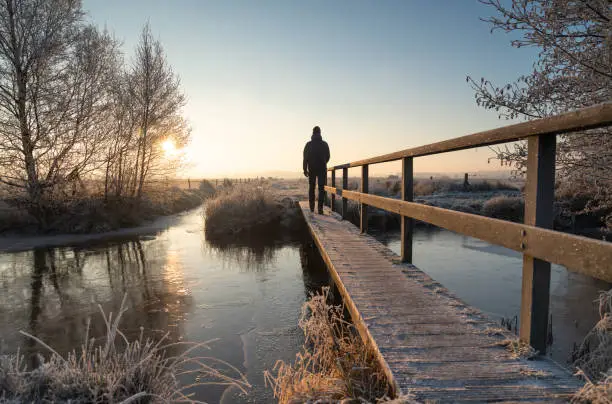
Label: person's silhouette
xmin=303 ymin=126 xmax=330 ymax=214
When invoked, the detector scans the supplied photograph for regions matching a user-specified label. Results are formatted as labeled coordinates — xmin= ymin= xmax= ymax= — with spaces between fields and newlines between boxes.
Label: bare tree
xmin=102 ymin=72 xmax=138 ymax=200
xmin=468 ymin=0 xmax=611 ymax=223
xmin=129 ymin=23 xmax=185 ymax=199
xmin=0 ymin=0 xmax=120 ymax=224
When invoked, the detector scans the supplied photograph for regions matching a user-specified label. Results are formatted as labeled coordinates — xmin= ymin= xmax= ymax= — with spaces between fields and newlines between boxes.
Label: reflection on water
xmin=0 ymin=240 xmax=193 ymax=367
xmin=3 ymin=206 xmax=603 ymax=401
xmin=373 ymin=226 xmax=611 ymax=366
xmin=0 ymin=207 xmax=330 ymax=403
xmin=204 ymin=222 xmax=306 ymax=272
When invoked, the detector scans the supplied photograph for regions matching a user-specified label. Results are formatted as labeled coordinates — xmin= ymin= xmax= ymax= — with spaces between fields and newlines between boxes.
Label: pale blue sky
xmin=83 ymin=0 xmax=536 ymax=177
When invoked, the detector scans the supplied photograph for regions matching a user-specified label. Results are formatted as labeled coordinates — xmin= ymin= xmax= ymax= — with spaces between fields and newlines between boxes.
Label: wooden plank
xmin=302 ymin=203 xmax=402 ymax=397
xmin=520 ymin=135 xmax=555 ymax=354
xmin=324 ymin=186 xmax=612 ymax=282
xmin=299 ymin=203 xmax=581 ymax=401
xmin=328 ymin=102 xmax=612 ymax=169
xmin=407 ymin=385 xmax=572 ymax=402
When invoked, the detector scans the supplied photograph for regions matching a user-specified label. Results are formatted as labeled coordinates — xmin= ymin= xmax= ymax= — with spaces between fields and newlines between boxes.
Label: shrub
xmin=198 ymin=179 xmax=216 ymax=197
xmin=468 ymin=180 xmax=517 ymax=193
xmin=205 ymin=183 xmax=285 ymax=237
xmin=482 ymin=196 xmax=524 ymax=222
xmin=574 ymin=289 xmax=612 ymax=382
xmin=413 ymin=178 xmax=518 ymax=197
xmin=414 ymin=180 xmax=436 ymax=196
xmin=390 ymin=181 xmax=401 ymax=196
xmin=572 ymin=289 xmax=612 ymax=402
xmin=265 ymin=288 xmax=397 ymax=403
xmin=348 ymin=179 xmax=359 ymax=191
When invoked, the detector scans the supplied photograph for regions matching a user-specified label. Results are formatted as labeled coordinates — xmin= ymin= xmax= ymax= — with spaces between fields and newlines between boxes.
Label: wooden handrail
xmin=325 ymin=102 xmax=612 ymax=354
xmin=325 ymin=186 xmax=612 ymax=283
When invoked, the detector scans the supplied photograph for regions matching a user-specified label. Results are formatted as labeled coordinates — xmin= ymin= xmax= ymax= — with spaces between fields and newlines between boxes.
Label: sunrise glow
xmin=162 ymin=138 xmax=178 ymax=158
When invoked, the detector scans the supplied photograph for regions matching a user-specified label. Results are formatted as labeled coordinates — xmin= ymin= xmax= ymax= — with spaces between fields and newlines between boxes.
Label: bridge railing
xmin=324 ymin=102 xmax=612 ymax=354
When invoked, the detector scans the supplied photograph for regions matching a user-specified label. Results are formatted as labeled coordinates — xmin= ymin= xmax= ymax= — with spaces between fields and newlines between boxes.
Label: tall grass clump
xmin=572 ymin=289 xmax=612 ymax=402
xmin=0 ymin=297 xmax=250 ymax=403
xmin=205 ymin=183 xmax=286 ymax=238
xmin=572 ymin=370 xmax=612 ymax=403
xmin=198 ymin=179 xmax=216 ymax=197
xmin=482 ymin=196 xmax=524 ymax=222
xmin=413 ymin=178 xmax=518 ymax=197
xmin=264 ymin=288 xmax=398 ymax=403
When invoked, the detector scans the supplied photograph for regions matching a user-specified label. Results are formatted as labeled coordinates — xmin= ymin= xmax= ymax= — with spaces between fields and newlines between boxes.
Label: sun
xmin=162 ymin=138 xmax=177 ymax=158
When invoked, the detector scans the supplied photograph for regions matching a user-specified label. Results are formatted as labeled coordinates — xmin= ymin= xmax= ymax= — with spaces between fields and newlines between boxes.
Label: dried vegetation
xmin=572 ymin=289 xmax=612 ymax=403
xmin=265 ymin=288 xmax=416 ymax=404
xmin=0 ymin=297 xmax=249 ymax=403
xmin=205 ymin=182 xmax=300 ymax=238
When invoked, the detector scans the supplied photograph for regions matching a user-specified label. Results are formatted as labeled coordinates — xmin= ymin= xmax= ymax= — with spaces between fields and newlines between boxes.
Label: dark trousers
xmin=308 ymin=170 xmax=326 ymax=212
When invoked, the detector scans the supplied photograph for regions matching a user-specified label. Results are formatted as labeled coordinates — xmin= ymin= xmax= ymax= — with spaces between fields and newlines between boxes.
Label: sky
xmin=82 ymin=0 xmax=538 ymax=178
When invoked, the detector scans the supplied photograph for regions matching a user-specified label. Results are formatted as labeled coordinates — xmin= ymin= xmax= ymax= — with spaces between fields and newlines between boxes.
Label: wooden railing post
xmin=360 ymin=164 xmax=369 ymax=233
xmin=519 ymin=134 xmax=556 ymax=354
xmin=342 ymin=167 xmax=348 ymax=220
xmin=331 ymin=170 xmax=336 ymax=212
xmin=401 ymin=157 xmax=414 ymax=263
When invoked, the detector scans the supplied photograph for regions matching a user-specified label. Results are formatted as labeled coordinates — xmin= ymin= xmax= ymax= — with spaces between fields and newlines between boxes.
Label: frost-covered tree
xmin=0 ymin=0 xmax=120 ymax=223
xmin=129 ymin=24 xmax=185 ymax=199
xmin=468 ymin=0 xmax=611 ymax=226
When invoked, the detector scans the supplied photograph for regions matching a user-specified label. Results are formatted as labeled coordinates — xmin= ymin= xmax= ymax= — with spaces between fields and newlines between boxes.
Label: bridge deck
xmin=300 ymin=202 xmax=581 ymax=402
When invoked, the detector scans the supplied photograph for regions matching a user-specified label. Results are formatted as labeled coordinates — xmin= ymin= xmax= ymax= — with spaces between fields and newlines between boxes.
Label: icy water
xmin=0 ymin=207 xmax=331 ymax=403
xmin=373 ymin=227 xmax=611 ymax=366
xmin=0 ymin=209 xmax=609 ymax=403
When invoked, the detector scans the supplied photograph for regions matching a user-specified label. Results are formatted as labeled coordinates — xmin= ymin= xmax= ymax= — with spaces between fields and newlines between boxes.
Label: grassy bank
xmin=0 ymin=297 xmax=249 ymax=403
xmin=337 ymin=176 xmax=610 ymax=238
xmin=0 ymin=181 xmax=215 ymax=235
xmin=204 ymin=182 xmax=301 ymax=239
xmin=265 ymin=288 xmax=413 ymax=403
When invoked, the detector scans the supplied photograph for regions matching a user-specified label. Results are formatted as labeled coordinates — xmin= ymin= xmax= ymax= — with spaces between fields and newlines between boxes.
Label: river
xmin=0 ymin=208 xmax=608 ymax=402
xmin=0 ymin=207 xmax=331 ymax=403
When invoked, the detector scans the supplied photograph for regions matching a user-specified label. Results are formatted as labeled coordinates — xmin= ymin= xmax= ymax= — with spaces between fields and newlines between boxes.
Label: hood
xmin=311 ymin=132 xmax=322 ymax=141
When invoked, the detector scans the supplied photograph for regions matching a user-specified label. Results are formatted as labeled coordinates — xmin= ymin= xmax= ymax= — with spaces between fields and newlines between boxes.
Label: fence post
xmin=519 ymin=134 xmax=555 ymax=354
xmin=342 ymin=167 xmax=348 ymax=220
xmin=331 ymin=170 xmax=336 ymax=212
xmin=401 ymin=157 xmax=413 ymax=263
xmin=361 ymin=165 xmax=369 ymax=233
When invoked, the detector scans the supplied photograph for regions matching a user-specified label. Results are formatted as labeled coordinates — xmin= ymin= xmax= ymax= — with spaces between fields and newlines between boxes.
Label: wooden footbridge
xmin=301 ymin=102 xmax=612 ymax=402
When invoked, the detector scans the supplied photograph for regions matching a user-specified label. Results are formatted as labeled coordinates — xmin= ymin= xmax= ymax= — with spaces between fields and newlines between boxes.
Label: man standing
xmin=303 ymin=126 xmax=330 ymax=214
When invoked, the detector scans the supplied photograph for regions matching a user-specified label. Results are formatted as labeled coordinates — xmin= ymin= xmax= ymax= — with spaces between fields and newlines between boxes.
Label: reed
xmin=204 ymin=183 xmax=291 ymax=238
xmin=265 ymin=288 xmax=416 ymax=403
xmin=572 ymin=289 xmax=612 ymax=403
xmin=0 ymin=296 xmax=250 ymax=403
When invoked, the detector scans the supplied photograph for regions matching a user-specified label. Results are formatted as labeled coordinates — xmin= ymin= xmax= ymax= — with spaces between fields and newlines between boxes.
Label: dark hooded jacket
xmin=303 ymin=133 xmax=330 ymax=175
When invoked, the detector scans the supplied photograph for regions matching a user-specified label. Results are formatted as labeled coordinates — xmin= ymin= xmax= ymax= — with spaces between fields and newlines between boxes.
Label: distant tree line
xmin=0 ymin=0 xmax=188 ymax=226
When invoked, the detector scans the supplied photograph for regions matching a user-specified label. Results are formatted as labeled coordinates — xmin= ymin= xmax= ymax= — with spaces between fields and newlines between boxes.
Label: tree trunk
xmin=137 ymin=125 xmax=147 ymax=199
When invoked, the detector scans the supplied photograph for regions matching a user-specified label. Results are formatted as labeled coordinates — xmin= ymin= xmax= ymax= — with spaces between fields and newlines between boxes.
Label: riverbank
xmin=0 ymin=296 xmax=249 ymax=403
xmin=0 ymin=199 xmax=330 ymax=403
xmin=0 ymin=208 xmax=192 ymax=252
xmin=204 ymin=182 xmax=303 ymax=239
xmin=0 ymin=183 xmax=214 ymax=237
xmin=265 ymin=288 xmax=400 ymax=403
